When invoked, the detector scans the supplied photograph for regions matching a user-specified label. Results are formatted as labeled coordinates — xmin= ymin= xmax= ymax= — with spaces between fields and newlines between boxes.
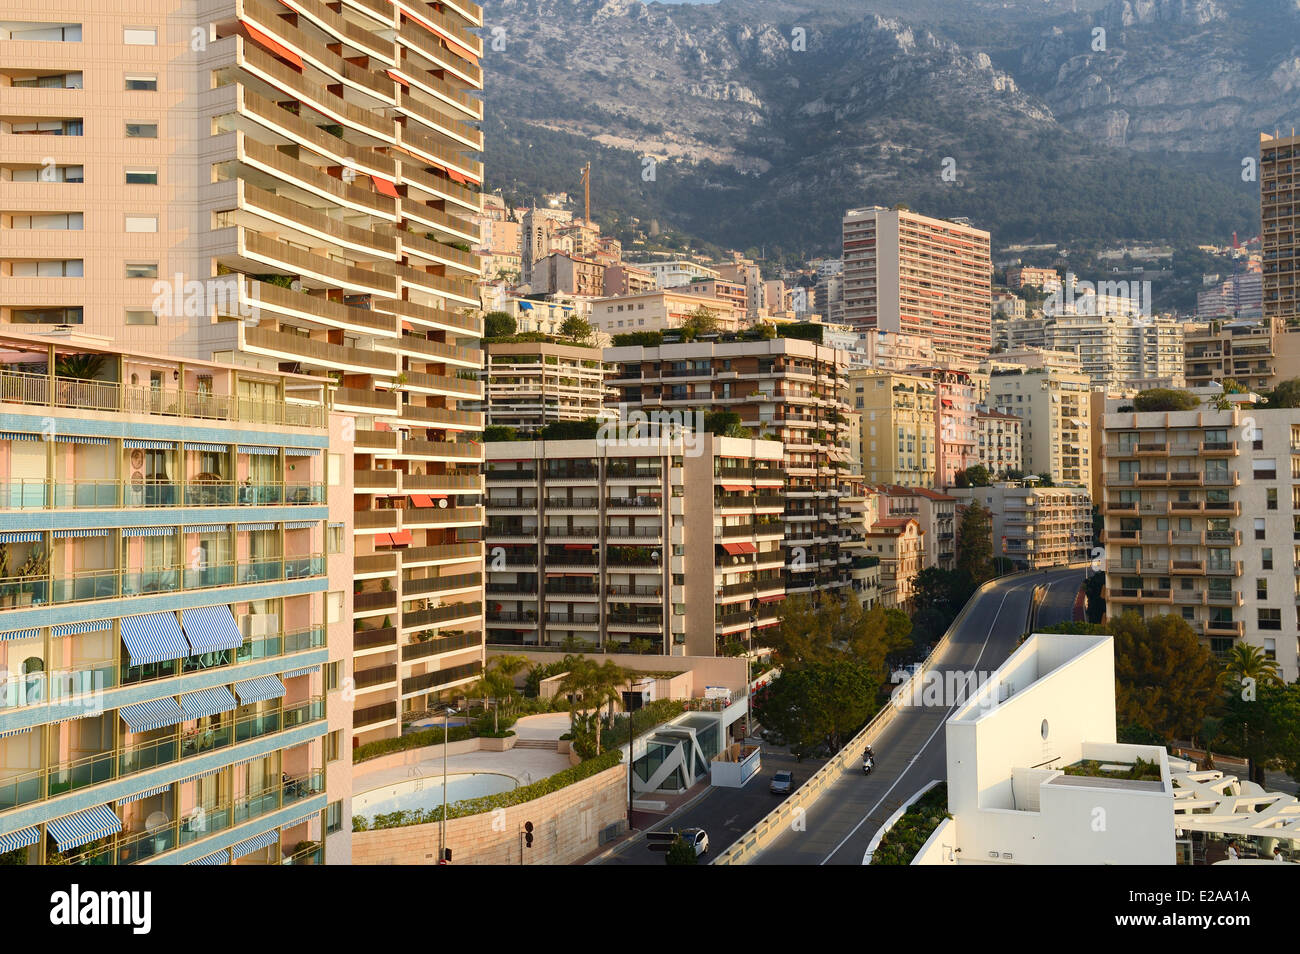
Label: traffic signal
xmin=524 ymin=821 xmax=534 ymax=848
xmin=646 ymin=830 xmax=677 ymax=853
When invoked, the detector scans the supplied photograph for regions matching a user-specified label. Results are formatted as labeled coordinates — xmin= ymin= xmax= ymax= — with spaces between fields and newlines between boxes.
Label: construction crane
xmin=579 ymin=161 xmax=591 ymax=224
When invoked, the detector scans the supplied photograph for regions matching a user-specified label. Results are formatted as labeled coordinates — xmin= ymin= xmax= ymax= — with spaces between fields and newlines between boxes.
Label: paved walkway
xmin=354 ymin=744 xmax=570 ymax=799
xmin=514 ymin=712 xmax=571 ymax=741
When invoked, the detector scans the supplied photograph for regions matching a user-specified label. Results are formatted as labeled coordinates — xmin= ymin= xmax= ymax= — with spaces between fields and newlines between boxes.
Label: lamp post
xmin=440 ymin=705 xmax=457 ymax=863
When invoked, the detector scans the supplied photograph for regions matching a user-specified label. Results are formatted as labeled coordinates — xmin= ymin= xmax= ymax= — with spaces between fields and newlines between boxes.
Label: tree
xmin=764 ymin=593 xmax=909 ymax=673
xmin=955 ymin=502 xmax=993 ymax=584
xmin=1109 ymin=613 xmax=1218 ymax=741
xmin=665 ymin=836 xmax=698 ymax=866
xmin=1133 ymin=388 xmax=1199 ymax=412
xmin=559 ymin=315 xmax=593 ymax=343
xmin=752 ymin=659 xmax=880 ymax=759
xmin=680 ymin=306 xmax=719 ymax=340
xmin=1266 ymin=377 xmax=1300 ymax=408
xmin=703 ymin=410 xmax=750 ymax=439
xmin=1217 ymin=643 xmax=1282 ymax=692
xmin=483 ymin=311 xmax=516 ymax=338
xmin=1218 ymin=681 xmax=1300 ymax=786
xmin=957 ymin=464 xmax=992 ymax=488
xmin=54 ymin=353 xmax=106 ymax=381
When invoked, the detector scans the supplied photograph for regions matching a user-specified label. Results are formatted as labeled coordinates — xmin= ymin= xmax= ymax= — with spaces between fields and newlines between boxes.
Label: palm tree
xmin=557 ymin=656 xmax=598 ymax=739
xmin=1218 ymin=644 xmax=1282 ymax=691
xmin=54 ymin=353 xmax=106 ymax=381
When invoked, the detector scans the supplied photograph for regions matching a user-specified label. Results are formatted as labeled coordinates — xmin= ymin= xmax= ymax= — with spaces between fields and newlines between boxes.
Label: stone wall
xmin=352 ymin=763 xmax=627 ymax=865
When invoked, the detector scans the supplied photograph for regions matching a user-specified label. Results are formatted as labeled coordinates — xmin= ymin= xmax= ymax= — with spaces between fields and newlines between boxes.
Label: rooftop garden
xmin=1061 ymin=757 xmax=1162 ymax=782
xmin=869 ymin=782 xmax=949 ymax=865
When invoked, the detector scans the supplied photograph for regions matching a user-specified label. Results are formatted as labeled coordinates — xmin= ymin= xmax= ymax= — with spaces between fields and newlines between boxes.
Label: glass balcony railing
xmin=0 ymin=556 xmax=325 ymax=609
xmin=0 ymin=478 xmax=326 ymax=510
xmin=0 ymin=698 xmax=325 ymax=811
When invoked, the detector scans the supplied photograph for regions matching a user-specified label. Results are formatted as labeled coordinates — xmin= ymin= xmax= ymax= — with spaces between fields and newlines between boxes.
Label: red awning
xmin=242 ymin=21 xmax=303 ymax=69
xmin=941 ymin=398 xmax=953 ymax=408
xmin=375 ymin=422 xmax=392 ymax=432
xmin=447 ymin=168 xmax=477 ymax=186
xmin=373 ymin=533 xmax=393 ymax=546
xmin=720 ymin=484 xmax=753 ymax=492
xmin=756 ymin=620 xmax=781 ymax=630
xmin=401 ymin=321 xmax=414 ymax=332
xmin=389 ymin=530 xmax=413 ymax=546
xmin=410 ymin=494 xmax=434 ymax=508
xmin=443 ymin=37 xmax=479 ymax=65
xmin=722 ymin=542 xmax=757 ymax=555
xmin=564 ymin=544 xmax=593 ymax=550
xmin=759 ymin=594 xmax=784 ymax=604
xmin=370 ymin=174 xmax=400 ymax=198
xmin=386 ymin=69 xmax=410 ymax=88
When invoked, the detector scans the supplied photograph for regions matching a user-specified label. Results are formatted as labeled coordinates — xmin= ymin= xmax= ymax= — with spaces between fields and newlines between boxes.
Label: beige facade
xmin=994 ymin=314 xmax=1184 ymax=390
xmin=842 ymin=206 xmax=992 ymax=365
xmin=592 ymin=289 xmax=745 ymax=335
xmin=1183 ymin=317 xmax=1294 ymax=392
xmin=975 ymin=408 xmax=1024 ymax=477
xmin=1261 ymin=132 xmax=1299 ymax=324
xmin=480 ymin=341 xmax=615 ymax=433
xmin=953 ymin=483 xmax=1092 ymax=571
xmin=847 ymin=369 xmax=936 ymax=487
xmin=865 ymin=517 xmax=924 ymax=608
xmin=988 ymin=366 xmax=1092 ymax=489
xmin=485 ymin=435 xmax=785 ymax=657
xmin=603 ymin=263 xmax=655 ymax=297
xmin=1101 ymin=399 xmax=1300 ymax=679
xmin=531 ymin=251 xmax=605 ymax=299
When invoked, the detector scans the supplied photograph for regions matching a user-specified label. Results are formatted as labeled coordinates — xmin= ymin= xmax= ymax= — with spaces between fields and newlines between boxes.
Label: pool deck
xmin=355 ymin=744 xmax=571 ymax=797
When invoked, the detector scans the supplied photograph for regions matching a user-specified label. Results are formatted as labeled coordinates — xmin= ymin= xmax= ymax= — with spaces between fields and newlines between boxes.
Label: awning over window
xmin=386 ymin=69 xmax=410 ymax=88
xmin=374 ymin=533 xmax=393 ymax=545
xmin=722 ymin=542 xmax=757 ymax=555
xmin=239 ymin=522 xmax=275 ymax=532
xmin=0 ymin=826 xmax=39 ymax=853
xmin=121 ymin=527 xmax=175 ymax=538
xmin=370 ymin=174 xmax=400 ymax=198
xmin=0 ymin=628 xmax=40 ymax=642
xmin=230 ymin=827 xmax=280 ymax=858
xmin=124 ymin=439 xmax=175 ymax=450
xmin=182 ymin=606 xmax=244 ymax=654
xmin=120 ymin=612 xmax=191 ymax=667
xmin=52 ymin=528 xmax=109 ymax=538
xmin=0 ymin=531 xmax=40 ymax=543
xmin=410 ymin=494 xmax=434 ymax=507
xmin=54 ymin=434 xmax=109 ymax=445
xmin=242 ymin=21 xmax=303 ymax=69
xmin=285 ymin=447 xmax=321 ymax=457
xmin=389 ymin=530 xmax=413 ymax=546
xmin=185 ymin=524 xmax=231 ymax=535
xmin=189 ymin=849 xmax=229 ymax=865
xmin=0 ymin=431 xmax=38 ymax=441
xmin=720 ymin=484 xmax=752 ymax=492
xmin=119 ymin=782 xmax=172 ymax=804
xmin=234 ymin=675 xmax=286 ymax=704
xmin=237 ymin=445 xmax=278 ymax=456
xmin=180 ymin=686 xmax=238 ymax=721
xmin=52 ymin=620 xmax=112 ymax=637
xmin=47 ymin=804 xmax=121 ymax=851
xmin=119 ymin=696 xmax=186 ymax=734
xmin=184 ymin=442 xmax=229 ymax=453
xmin=759 ymin=594 xmax=784 ymax=604
xmin=280 ymin=666 xmax=318 ymax=680
xmin=284 ymin=520 xmax=318 ymax=530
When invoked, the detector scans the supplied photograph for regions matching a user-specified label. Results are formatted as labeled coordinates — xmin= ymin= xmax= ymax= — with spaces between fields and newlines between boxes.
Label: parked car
xmin=769 ymin=770 xmax=794 ymax=795
xmin=680 ymin=828 xmax=709 ymax=857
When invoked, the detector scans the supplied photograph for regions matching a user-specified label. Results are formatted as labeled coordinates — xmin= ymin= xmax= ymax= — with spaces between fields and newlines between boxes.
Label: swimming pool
xmin=354 ymin=772 xmax=518 ymax=818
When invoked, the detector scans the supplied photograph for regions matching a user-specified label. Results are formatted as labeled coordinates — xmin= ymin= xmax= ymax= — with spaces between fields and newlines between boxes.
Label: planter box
xmin=556 ymin=739 xmax=571 ymax=755
xmin=479 ymin=734 xmax=516 ymax=752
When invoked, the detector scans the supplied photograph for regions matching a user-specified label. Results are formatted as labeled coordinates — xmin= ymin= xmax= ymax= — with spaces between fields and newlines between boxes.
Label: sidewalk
xmin=575 ymin=778 xmax=714 ymax=864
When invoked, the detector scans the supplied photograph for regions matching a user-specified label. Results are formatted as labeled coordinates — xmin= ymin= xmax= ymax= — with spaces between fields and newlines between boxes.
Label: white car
xmin=680 ymin=827 xmax=709 ymax=857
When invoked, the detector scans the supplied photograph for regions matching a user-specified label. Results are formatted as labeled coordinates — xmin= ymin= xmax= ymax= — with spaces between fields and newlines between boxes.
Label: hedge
xmin=869 ymin=783 xmax=949 ymax=865
xmin=352 ymin=725 xmax=477 ymax=764
xmin=353 ymin=749 xmax=624 ymax=831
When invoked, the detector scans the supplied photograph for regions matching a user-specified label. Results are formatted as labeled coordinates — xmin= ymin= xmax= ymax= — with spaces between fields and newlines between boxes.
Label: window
xmin=125 ymin=308 xmax=157 ymax=326
xmin=123 ymin=27 xmax=157 ymax=45
xmin=1257 ymin=579 xmax=1268 ymax=600
xmin=125 ymin=262 xmax=158 ymax=279
xmin=327 ymin=523 xmax=344 ymax=554
xmin=1258 ymin=608 xmax=1282 ymax=631
xmin=124 ymin=74 xmax=157 ymax=91
xmin=125 ymin=214 xmax=157 ymax=233
xmin=1268 ymin=488 xmax=1278 ymax=510
xmin=325 ymin=799 xmax=343 ymax=835
xmin=1263 ymin=548 xmax=1274 ymax=570
xmin=327 ymin=453 xmax=343 ymax=486
xmin=327 ymin=591 xmax=343 ymax=624
xmin=324 ymin=660 xmax=341 ymax=692
xmin=125 ymin=169 xmax=157 ymax=185
xmin=124 ymin=122 xmax=158 ymax=138
xmin=324 ymin=730 xmax=341 ymax=763
xmin=8 ymin=212 xmax=82 ymax=230
xmin=1255 ymin=517 xmax=1266 ymax=541
xmin=10 ymin=260 xmax=81 ymax=277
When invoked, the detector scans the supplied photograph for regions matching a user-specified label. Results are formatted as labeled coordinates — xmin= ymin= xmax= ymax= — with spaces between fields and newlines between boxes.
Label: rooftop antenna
xmin=579 ymin=161 xmax=591 ymax=224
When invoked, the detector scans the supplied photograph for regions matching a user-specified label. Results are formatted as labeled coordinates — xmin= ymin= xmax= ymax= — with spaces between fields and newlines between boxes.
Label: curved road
xmin=752 ymin=566 xmax=1084 ymax=866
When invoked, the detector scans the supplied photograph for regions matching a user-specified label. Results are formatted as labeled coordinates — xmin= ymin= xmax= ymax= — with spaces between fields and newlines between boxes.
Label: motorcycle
xmin=862 ymin=754 xmax=874 ymax=775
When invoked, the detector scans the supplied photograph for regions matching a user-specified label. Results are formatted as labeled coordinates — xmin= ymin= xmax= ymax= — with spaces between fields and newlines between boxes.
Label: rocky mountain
xmin=479 ymin=0 xmax=1298 ymax=252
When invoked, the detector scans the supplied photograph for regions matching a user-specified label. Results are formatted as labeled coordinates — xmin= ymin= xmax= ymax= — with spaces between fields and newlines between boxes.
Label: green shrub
xmin=352 ymin=725 xmax=477 ymax=764
xmin=869 ymin=783 xmax=949 ymax=865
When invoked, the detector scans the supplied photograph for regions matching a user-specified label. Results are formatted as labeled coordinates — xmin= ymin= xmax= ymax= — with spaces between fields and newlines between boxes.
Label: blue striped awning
xmin=52 ymin=528 xmax=109 ymax=538
xmin=238 ymin=522 xmax=275 ymax=532
xmin=120 ymin=612 xmax=191 ymax=667
xmin=517 ymin=301 xmax=533 ymax=310
xmin=230 ymin=827 xmax=280 ymax=858
xmin=285 ymin=447 xmax=321 ymax=457
xmin=280 ymin=666 xmax=318 ymax=680
xmin=52 ymin=620 xmax=112 ymax=637
xmin=0 ymin=726 xmax=35 ymax=739
xmin=0 ymin=431 xmax=39 ymax=441
xmin=47 ymin=804 xmax=121 ymax=851
xmin=184 ymin=442 xmax=229 ymax=453
xmin=237 ymin=445 xmax=279 ymax=456
xmin=119 ymin=782 xmax=171 ymax=804
xmin=284 ymin=521 xmax=318 ymax=530
xmin=54 ymin=435 xmax=109 ymax=445
xmin=0 ymin=628 xmax=40 ymax=642
xmin=189 ymin=849 xmax=229 ymax=865
xmin=185 ymin=524 xmax=230 ymax=534
xmin=181 ymin=606 xmax=243 ymax=654
xmin=180 ymin=686 xmax=237 ymax=720
xmin=0 ymin=827 xmax=40 ymax=853
xmin=233 ymin=675 xmax=285 ymax=704
xmin=0 ymin=531 xmax=41 ymax=543
xmin=118 ymin=696 xmax=185 ymax=733
xmin=124 ymin=439 xmax=175 ymax=450
xmin=121 ymin=526 xmax=174 ymax=538
xmin=183 ymin=750 xmax=269 ymax=783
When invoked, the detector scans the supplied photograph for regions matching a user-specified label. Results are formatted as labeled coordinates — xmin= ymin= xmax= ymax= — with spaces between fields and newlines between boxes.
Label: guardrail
xmin=711 ymin=568 xmax=1048 ymax=866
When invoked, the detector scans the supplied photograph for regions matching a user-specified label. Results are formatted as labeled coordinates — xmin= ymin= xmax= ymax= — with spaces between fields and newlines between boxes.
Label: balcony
xmin=1203 ymin=619 xmax=1244 ymax=637
xmin=401 ymin=661 xmax=482 ymax=695
xmin=402 ymin=601 xmax=482 ymax=629
xmin=403 ymin=631 xmax=484 ymax=660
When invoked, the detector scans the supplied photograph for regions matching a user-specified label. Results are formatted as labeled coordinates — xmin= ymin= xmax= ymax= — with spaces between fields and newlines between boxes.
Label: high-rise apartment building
xmin=847 ymin=369 xmax=936 ymax=487
xmin=1101 ymin=398 xmax=1299 ymax=680
xmin=952 ymin=483 xmax=1091 ymax=570
xmin=484 ymin=435 xmax=785 ymax=656
xmin=842 ymin=206 xmax=992 ymax=365
xmin=0 ymin=0 xmax=490 ymax=744
xmin=988 ymin=366 xmax=1092 ymax=489
xmin=993 ymin=314 xmax=1184 ymax=390
xmin=480 ymin=341 xmax=615 ymax=433
xmin=975 ymin=408 xmax=1024 ymax=477
xmin=606 ymin=336 xmax=856 ymax=594
xmin=0 ymin=334 xmax=352 ymax=866
xmin=1261 ymin=131 xmax=1299 ymax=324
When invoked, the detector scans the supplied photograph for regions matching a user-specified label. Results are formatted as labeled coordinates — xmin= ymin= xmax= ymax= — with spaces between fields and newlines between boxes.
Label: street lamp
xmin=440 ymin=704 xmax=458 ymax=864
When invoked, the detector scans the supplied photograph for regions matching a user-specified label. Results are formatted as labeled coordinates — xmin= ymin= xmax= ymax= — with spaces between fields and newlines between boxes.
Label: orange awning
xmin=370 ymin=174 xmax=399 ymax=198
xmin=389 ymin=530 xmax=413 ymax=546
xmin=720 ymin=484 xmax=752 ymax=492
xmin=759 ymin=594 xmax=784 ymax=604
xmin=373 ymin=533 xmax=393 ymax=546
xmin=410 ymin=494 xmax=434 ymax=508
xmin=242 ymin=21 xmax=303 ymax=69
xmin=722 ymin=542 xmax=757 ymax=555
xmin=443 ymin=38 xmax=478 ymax=65
xmin=447 ymin=168 xmax=477 ymax=186
xmin=401 ymin=321 xmax=414 ymax=332
xmin=387 ymin=69 xmax=410 ymax=88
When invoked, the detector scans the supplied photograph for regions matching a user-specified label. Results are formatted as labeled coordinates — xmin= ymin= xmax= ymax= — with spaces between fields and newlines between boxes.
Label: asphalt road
xmin=751 ymin=566 xmax=1085 ymax=866
xmin=597 ymin=567 xmax=1085 ymax=866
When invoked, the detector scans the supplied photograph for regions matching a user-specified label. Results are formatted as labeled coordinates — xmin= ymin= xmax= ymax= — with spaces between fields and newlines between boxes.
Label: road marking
xmin=817 ymin=580 xmax=1026 ymax=866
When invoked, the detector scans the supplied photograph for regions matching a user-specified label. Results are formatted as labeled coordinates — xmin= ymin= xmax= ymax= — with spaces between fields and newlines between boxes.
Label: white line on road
xmin=815 ymin=580 xmax=1024 ymax=866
